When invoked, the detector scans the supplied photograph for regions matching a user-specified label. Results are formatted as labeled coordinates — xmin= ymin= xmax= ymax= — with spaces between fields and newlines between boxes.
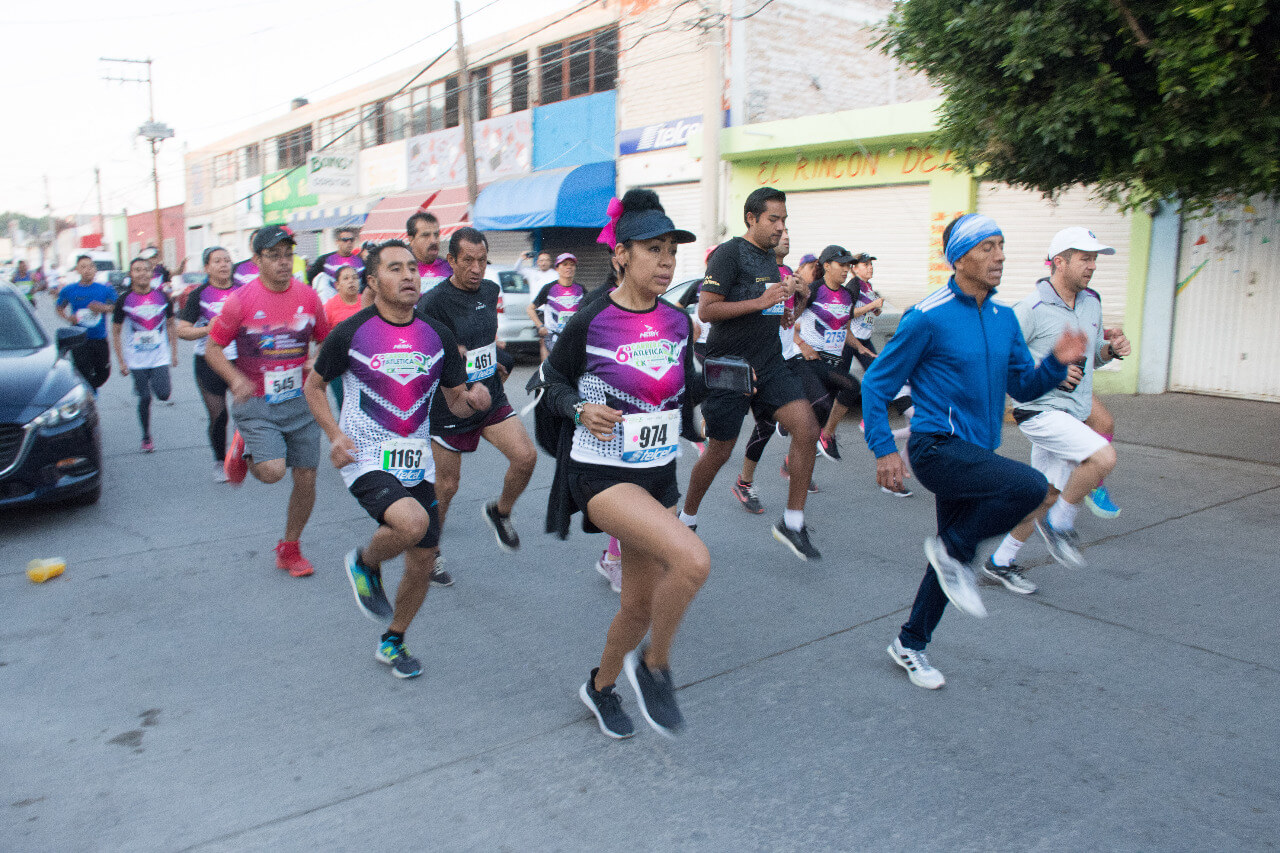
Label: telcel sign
xmin=617 ymin=116 xmax=702 ymax=156
xmin=308 ymin=151 xmax=358 ymax=194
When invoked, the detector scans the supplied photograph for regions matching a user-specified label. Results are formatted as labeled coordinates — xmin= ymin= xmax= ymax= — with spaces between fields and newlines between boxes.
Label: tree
xmin=880 ymin=0 xmax=1280 ymax=211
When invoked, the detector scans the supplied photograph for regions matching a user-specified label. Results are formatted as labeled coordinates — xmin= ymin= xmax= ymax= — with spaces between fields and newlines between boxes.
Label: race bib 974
xmin=620 ymin=409 xmax=680 ymax=465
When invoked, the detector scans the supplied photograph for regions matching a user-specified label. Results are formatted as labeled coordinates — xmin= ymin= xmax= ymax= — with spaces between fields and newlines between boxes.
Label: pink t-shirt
xmin=210 ymin=278 xmax=330 ymax=397
xmin=324 ymin=294 xmax=362 ymax=328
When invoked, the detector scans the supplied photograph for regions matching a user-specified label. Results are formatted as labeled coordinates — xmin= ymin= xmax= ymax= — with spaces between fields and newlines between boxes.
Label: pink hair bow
xmin=597 ymin=196 xmax=623 ymax=250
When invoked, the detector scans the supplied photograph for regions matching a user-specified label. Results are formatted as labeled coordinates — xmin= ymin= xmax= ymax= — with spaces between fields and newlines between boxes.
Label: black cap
xmin=851 ymin=252 xmax=876 ymax=263
xmin=252 ymin=225 xmax=297 ymax=253
xmin=818 ymin=245 xmax=854 ymax=265
xmin=615 ymin=209 xmax=696 ymax=245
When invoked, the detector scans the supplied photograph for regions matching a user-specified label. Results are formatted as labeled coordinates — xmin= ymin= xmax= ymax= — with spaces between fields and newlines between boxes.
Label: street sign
xmin=138 ymin=121 xmax=175 ymax=140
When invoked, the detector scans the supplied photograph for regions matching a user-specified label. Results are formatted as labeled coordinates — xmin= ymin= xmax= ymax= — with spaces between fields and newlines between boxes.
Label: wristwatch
xmin=573 ymin=401 xmax=586 ymax=425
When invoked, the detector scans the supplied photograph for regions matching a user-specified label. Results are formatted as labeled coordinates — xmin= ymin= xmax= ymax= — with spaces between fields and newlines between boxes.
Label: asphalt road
xmin=3 ymin=297 xmax=1277 ymax=851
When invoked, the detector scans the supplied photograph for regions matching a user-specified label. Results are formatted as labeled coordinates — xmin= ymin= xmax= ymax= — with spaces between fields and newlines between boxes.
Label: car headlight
xmin=29 ymin=384 xmax=91 ymax=429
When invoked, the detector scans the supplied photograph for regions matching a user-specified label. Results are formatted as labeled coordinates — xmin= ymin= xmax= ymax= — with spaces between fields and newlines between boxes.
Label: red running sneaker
xmin=225 ymin=430 xmax=248 ymax=486
xmin=275 ymin=540 xmax=314 ymax=577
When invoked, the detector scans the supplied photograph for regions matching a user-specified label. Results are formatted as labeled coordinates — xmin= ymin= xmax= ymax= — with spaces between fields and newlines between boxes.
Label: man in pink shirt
xmin=206 ymin=226 xmax=332 ymax=577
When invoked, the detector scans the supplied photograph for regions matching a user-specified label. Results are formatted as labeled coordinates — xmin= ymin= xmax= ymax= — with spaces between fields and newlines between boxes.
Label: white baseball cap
xmin=1047 ymin=226 xmax=1115 ymax=260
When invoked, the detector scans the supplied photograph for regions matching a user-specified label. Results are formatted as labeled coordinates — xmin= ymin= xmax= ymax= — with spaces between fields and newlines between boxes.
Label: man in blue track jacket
xmin=861 ymin=214 xmax=1087 ymax=689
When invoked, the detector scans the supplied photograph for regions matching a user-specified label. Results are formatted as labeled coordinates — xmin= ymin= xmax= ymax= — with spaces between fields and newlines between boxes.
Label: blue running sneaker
xmin=1086 ymin=485 xmax=1121 ymax=519
xmin=376 ymin=637 xmax=422 ymax=679
xmin=345 ymin=549 xmax=393 ymax=621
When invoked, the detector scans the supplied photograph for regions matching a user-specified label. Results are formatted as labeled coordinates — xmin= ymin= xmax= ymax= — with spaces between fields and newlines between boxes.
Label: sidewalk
xmin=1100 ymin=392 xmax=1280 ymax=467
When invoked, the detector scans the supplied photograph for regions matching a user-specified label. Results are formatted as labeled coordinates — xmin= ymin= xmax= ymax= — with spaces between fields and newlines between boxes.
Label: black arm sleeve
xmin=543 ymin=302 xmax=595 ymax=418
xmin=177 ymin=284 xmax=205 ymax=324
xmin=311 ymin=310 xmax=364 ymax=382
xmin=532 ymin=282 xmax=553 ymax=308
xmin=111 ymin=292 xmax=127 ymax=324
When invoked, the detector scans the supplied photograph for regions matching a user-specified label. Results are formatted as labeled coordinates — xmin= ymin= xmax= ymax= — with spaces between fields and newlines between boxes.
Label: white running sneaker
xmin=213 ymin=463 xmax=229 ymax=483
xmin=923 ymin=536 xmax=987 ymax=618
xmin=888 ymin=638 xmax=945 ymax=689
xmin=595 ymin=552 xmax=622 ymax=593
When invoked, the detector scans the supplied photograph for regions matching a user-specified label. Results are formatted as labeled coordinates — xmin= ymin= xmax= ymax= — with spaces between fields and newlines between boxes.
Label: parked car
xmin=174 ymin=272 xmax=207 ymax=312
xmin=489 ymin=264 xmax=539 ymax=359
xmin=0 ymin=280 xmax=101 ymax=507
xmin=107 ymin=270 xmax=130 ymax=296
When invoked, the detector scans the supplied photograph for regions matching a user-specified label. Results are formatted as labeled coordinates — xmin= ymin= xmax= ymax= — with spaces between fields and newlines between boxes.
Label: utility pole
xmin=42 ymin=174 xmax=53 ymax=273
xmin=454 ymin=0 xmax=479 ymax=210
xmin=95 ymin=167 xmax=106 ymax=238
xmin=102 ymin=57 xmax=174 ymax=260
xmin=700 ymin=16 xmax=724 ymax=250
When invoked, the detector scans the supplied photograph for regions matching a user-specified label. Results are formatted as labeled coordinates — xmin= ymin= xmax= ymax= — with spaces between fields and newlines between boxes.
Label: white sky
xmin=1 ymin=0 xmax=578 ymax=221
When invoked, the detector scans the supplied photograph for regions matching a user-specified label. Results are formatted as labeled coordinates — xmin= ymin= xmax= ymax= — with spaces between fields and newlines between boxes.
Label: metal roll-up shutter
xmin=293 ymin=230 xmax=321 ymax=267
xmin=783 ymin=183 xmax=933 ymax=310
xmin=482 ymin=230 xmax=532 ymax=266
xmin=638 ymin=182 xmax=704 ymax=285
xmin=1169 ymin=196 xmax=1280 ymax=401
xmin=977 ymin=184 xmax=1132 ymax=327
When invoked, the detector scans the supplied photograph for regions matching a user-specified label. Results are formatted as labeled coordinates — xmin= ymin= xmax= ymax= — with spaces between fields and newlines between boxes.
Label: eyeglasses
xmin=338 ymin=236 xmax=356 ymax=242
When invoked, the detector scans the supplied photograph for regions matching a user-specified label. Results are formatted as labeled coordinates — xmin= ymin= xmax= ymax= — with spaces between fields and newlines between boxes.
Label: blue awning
xmin=288 ymin=196 xmax=382 ymax=232
xmin=472 ymin=161 xmax=616 ymax=231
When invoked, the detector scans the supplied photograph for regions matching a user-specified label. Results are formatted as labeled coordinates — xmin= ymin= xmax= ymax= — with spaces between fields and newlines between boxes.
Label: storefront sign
xmin=748 ymin=145 xmax=957 ymax=189
xmin=618 ymin=115 xmax=703 ymax=156
xmin=308 ymin=151 xmax=358 ymax=194
xmin=360 ymin=140 xmax=408 ymax=196
xmin=406 ymin=111 xmax=532 ymax=190
xmin=261 ymin=169 xmax=318 ymax=225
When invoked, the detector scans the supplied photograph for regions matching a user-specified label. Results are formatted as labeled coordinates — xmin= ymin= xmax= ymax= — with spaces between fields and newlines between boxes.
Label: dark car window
xmin=0 ymin=292 xmax=48 ymax=350
xmin=497 ymin=271 xmax=529 ymax=294
xmin=94 ymin=260 xmax=115 ymax=273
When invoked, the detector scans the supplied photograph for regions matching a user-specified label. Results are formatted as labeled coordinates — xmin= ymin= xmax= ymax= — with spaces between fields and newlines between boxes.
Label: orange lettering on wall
xmin=902 ymin=147 xmax=921 ymax=174
xmin=794 ymin=155 xmax=810 ymax=181
xmin=867 ymin=151 xmax=880 ymax=175
xmin=831 ymin=153 xmax=845 ymax=178
xmin=917 ymin=150 xmax=937 ymax=173
xmin=757 ymin=162 xmax=772 ymax=185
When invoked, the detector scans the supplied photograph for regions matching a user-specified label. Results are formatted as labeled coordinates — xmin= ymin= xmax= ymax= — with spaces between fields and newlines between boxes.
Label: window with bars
xmin=537 ymin=26 xmax=617 ymax=105
xmin=212 ymin=152 xmax=237 ymax=187
xmin=360 ymin=102 xmax=385 ymax=148
xmin=276 ymin=126 xmax=313 ymax=169
xmin=470 ymin=67 xmax=491 ymax=122
xmin=240 ymin=143 xmax=261 ymax=178
xmin=444 ymin=75 xmax=461 ymax=128
xmin=317 ymin=110 xmax=357 ymax=149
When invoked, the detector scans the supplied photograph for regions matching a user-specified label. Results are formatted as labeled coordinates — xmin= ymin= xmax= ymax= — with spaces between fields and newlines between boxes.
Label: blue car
xmin=0 ymin=281 xmax=102 ymax=507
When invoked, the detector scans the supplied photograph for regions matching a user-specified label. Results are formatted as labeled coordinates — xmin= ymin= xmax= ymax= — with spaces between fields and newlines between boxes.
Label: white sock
xmin=784 ymin=509 xmax=804 ymax=531
xmin=1048 ymin=498 xmax=1079 ymax=531
xmin=991 ymin=534 xmax=1024 ymax=567
xmin=679 ymin=511 xmax=698 ymax=527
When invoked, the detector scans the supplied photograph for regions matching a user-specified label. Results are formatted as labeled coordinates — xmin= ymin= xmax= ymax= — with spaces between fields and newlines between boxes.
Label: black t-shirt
xmin=701 ymin=236 xmax=783 ymax=369
xmin=416 ymin=278 xmax=506 ymax=432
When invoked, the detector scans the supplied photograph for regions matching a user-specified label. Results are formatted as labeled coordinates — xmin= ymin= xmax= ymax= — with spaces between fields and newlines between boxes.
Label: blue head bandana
xmin=944 ymin=214 xmax=1002 ymax=268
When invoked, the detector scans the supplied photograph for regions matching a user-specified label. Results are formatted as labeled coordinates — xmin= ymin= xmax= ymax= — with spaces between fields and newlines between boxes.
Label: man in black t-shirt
xmin=416 ymin=227 xmax=537 ymax=558
xmin=306 ymin=226 xmax=365 ymax=288
xmin=679 ymin=188 xmax=822 ymax=560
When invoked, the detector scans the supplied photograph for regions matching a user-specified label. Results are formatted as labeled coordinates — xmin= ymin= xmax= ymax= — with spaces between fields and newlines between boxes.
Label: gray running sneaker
xmin=772 ymin=518 xmax=821 ymax=560
xmin=483 ymin=501 xmax=521 ymax=552
xmin=1035 ymin=519 xmax=1087 ymax=569
xmin=923 ymin=537 xmax=987 ymax=618
xmin=430 ymin=555 xmax=453 ymax=587
xmin=580 ymin=669 xmax=635 ymax=739
xmin=981 ymin=557 xmax=1037 ymax=595
xmin=623 ymin=648 xmax=683 ymax=737
xmin=345 ymin=549 xmax=393 ymax=621
xmin=731 ymin=478 xmax=765 ymax=514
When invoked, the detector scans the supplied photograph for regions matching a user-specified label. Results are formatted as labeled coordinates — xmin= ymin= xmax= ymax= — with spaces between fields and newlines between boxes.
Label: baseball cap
xmin=851 ymin=252 xmax=877 ymax=263
xmin=1047 ymin=227 xmax=1115 ymax=260
xmin=817 ymin=245 xmax=854 ymax=265
xmin=616 ymin=209 xmax=695 ymax=245
xmin=252 ymin=225 xmax=297 ymax=254
xmin=798 ymin=253 xmax=818 ymax=266
xmin=555 ymin=252 xmax=577 ymax=266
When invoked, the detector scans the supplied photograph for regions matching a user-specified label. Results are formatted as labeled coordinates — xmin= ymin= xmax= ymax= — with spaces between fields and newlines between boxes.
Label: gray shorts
xmin=231 ymin=394 xmax=320 ymax=469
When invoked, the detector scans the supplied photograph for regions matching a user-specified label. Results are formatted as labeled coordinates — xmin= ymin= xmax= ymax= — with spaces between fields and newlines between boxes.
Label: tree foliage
xmin=880 ymin=0 xmax=1280 ymax=211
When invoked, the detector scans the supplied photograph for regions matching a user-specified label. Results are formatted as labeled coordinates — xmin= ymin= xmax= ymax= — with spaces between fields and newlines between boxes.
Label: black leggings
xmin=130 ymin=366 xmax=172 ymax=440
xmin=194 ymin=355 xmax=230 ymax=462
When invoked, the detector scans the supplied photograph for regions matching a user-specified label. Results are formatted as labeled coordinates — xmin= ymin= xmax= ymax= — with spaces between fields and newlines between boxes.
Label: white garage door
xmin=783 ymin=184 xmax=933 ymax=311
xmin=978 ymin=183 xmax=1132 ymax=327
xmin=638 ymin=181 xmax=704 ymax=286
xmin=1169 ymin=196 xmax=1280 ymax=401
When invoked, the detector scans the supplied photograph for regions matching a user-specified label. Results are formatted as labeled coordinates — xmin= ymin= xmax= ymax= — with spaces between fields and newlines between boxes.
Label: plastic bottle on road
xmin=26 ymin=558 xmax=66 ymax=583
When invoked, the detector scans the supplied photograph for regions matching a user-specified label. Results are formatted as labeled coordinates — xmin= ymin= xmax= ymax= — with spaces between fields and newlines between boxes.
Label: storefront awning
xmin=473 ymin=161 xmax=615 ymax=231
xmin=360 ymin=186 xmax=471 ymax=242
xmin=287 ymin=196 xmax=382 ymax=232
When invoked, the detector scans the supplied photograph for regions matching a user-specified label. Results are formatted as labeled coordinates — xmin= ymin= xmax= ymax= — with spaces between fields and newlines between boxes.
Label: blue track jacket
xmin=861 ymin=278 xmax=1067 ymax=458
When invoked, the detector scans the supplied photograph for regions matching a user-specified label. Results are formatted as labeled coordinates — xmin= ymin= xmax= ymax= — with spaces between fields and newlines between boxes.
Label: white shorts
xmin=1018 ymin=409 xmax=1110 ymax=490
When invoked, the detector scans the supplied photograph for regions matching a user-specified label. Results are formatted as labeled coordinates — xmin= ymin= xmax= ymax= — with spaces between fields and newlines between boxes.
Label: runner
xmin=526 ymin=252 xmax=586 ymax=361
xmin=792 ymin=246 xmax=860 ymax=462
xmin=205 ymin=226 xmax=331 ymax=578
xmin=416 ymin=226 xmax=537 ymax=562
xmin=985 ymin=227 xmax=1129 ymax=591
xmin=322 ymin=266 xmax=363 ymax=410
xmin=681 ymin=188 xmax=822 ymax=559
xmin=176 ymin=247 xmax=240 ymax=480
xmin=845 ymin=252 xmax=883 ymax=371
xmin=55 ymin=254 xmax=116 ymax=392
xmin=306 ymin=226 xmax=365 ymax=293
xmin=542 ymin=188 xmax=707 ymax=738
xmin=407 ymin=211 xmax=452 ymax=292
xmin=1084 ymin=397 xmax=1122 ymax=517
xmin=12 ymin=260 xmax=36 ymax=305
xmin=862 ymin=214 xmax=1085 ymax=688
xmin=303 ymin=240 xmax=490 ymax=679
xmin=111 ymin=257 xmax=178 ymax=452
